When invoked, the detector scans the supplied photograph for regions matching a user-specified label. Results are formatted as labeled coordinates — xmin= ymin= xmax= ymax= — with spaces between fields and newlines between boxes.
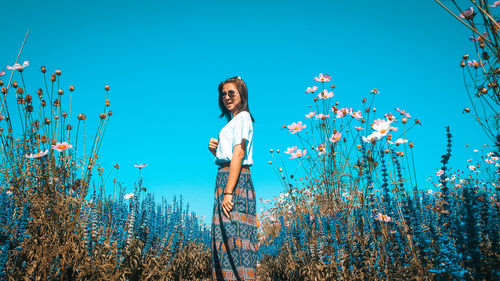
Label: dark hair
xmin=218 ymin=76 xmax=255 ymax=122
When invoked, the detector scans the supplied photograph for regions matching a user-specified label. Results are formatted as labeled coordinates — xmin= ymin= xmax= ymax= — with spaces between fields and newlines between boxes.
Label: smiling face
xmin=221 ymin=82 xmax=242 ymax=116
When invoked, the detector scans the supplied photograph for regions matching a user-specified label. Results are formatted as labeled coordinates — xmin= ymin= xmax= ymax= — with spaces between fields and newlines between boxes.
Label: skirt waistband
xmin=217 ymin=163 xmax=251 ymax=173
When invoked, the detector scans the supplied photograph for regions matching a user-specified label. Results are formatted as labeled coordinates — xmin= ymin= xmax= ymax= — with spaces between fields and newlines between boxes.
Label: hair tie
xmin=237 ymin=76 xmax=242 ymax=80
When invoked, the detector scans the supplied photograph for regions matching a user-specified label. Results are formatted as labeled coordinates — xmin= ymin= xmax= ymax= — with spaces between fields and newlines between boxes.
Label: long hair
xmin=218 ymin=76 xmax=255 ymax=122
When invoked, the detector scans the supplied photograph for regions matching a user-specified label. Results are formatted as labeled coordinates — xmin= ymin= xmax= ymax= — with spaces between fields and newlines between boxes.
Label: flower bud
xmin=268 ymin=161 xmax=272 ymax=164
xmin=51 ymin=139 xmax=57 ymax=146
xmin=16 ymin=87 xmax=24 ymax=95
xmin=276 ymin=149 xmax=280 ymax=153
xmin=365 ymin=107 xmax=370 ymax=113
xmin=480 ymin=41 xmax=485 ymax=48
xmin=0 ymin=80 xmax=3 ymax=86
xmin=58 ymin=89 xmax=63 ymax=95
xmin=17 ymin=97 xmax=24 ymax=104
xmin=270 ymin=149 xmax=273 ymax=153
xmin=44 ymin=118 xmax=51 ymax=124
xmin=62 ymin=111 xmax=67 ymax=118
xmin=373 ymin=108 xmax=376 ymax=112
xmin=99 ymin=113 xmax=106 ymax=119
xmin=105 ymin=99 xmax=110 ymax=106
xmin=384 ymin=149 xmax=390 ymax=154
xmin=460 ymin=60 xmax=466 ymax=67
xmin=12 ymin=81 xmax=18 ymax=88
xmin=409 ymin=142 xmax=414 ymax=148
xmin=400 ymin=152 xmax=405 ymax=157
xmin=69 ymin=85 xmax=75 ymax=92
xmin=464 ymin=107 xmax=471 ymax=113
xmin=37 ymin=88 xmax=43 ymax=96
xmin=25 ymin=105 xmax=33 ymax=112
xmin=387 ymin=134 xmax=392 ymax=141
xmin=53 ymin=100 xmax=59 ymax=107
xmin=41 ymin=135 xmax=47 ymax=143
xmin=402 ymin=117 xmax=407 ymax=124
xmin=25 ymin=95 xmax=32 ymax=103
xmin=104 ymin=85 xmax=110 ymax=91
xmin=55 ymin=70 xmax=62 ymax=76
xmin=41 ymin=66 xmax=47 ymax=73
xmin=77 ymin=113 xmax=86 ymax=120
xmin=108 ymin=111 xmax=113 ymax=116
xmin=40 ymin=100 xmax=47 ymax=107
xmin=282 ymin=124 xmax=286 ymax=129
xmin=313 ymin=97 xmax=318 ymax=102
xmin=335 ymin=102 xmax=339 ymax=105
xmin=1 ymin=87 xmax=7 ymax=94
xmin=463 ymin=54 xmax=469 ymax=60
xmin=362 ymin=98 xmax=367 ymax=103
xmin=66 ymin=124 xmax=72 ymax=131
xmin=50 ymin=74 xmax=56 ymax=82
xmin=481 ymin=52 xmax=489 ymax=60
xmin=356 ymin=144 xmax=361 ymax=149
xmin=54 ymin=116 xmax=59 ymax=121
xmin=481 ymin=87 xmax=488 ymax=94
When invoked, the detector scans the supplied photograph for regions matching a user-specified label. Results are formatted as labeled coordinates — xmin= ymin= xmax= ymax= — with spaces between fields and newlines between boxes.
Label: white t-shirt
xmin=215 ymin=111 xmax=253 ymax=166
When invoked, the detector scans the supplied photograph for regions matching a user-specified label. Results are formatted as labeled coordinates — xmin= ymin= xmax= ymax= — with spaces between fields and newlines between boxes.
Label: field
xmin=0 ymin=1 xmax=499 ymax=280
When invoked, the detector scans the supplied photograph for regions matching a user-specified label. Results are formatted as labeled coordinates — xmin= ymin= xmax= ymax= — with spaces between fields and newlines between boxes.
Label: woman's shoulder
xmin=235 ymin=111 xmax=251 ymax=121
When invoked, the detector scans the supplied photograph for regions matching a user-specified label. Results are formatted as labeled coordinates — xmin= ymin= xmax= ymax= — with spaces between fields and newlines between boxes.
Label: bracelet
xmin=223 ymin=192 xmax=233 ymax=195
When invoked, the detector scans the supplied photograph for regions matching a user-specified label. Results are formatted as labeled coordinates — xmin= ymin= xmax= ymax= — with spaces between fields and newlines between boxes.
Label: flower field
xmin=0 ymin=0 xmax=499 ymax=280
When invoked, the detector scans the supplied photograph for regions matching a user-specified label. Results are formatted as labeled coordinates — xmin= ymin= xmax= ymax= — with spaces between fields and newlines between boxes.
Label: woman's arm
xmin=221 ymin=141 xmax=246 ymax=219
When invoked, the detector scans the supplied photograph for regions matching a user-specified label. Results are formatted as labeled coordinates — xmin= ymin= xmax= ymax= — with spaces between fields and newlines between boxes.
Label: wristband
xmin=223 ymin=192 xmax=233 ymax=195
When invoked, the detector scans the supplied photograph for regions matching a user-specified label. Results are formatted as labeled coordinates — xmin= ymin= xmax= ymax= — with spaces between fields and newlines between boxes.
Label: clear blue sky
xmin=1 ymin=0 xmax=492 ymax=223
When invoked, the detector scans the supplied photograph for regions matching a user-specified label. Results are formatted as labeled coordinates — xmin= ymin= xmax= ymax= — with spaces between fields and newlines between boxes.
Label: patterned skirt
xmin=211 ymin=168 xmax=259 ymax=281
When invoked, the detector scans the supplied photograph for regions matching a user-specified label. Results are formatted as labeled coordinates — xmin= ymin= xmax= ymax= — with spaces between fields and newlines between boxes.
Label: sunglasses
xmin=220 ymin=90 xmax=237 ymax=99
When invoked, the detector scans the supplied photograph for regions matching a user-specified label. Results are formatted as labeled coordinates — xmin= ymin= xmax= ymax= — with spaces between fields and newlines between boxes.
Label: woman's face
xmin=221 ymin=83 xmax=241 ymax=115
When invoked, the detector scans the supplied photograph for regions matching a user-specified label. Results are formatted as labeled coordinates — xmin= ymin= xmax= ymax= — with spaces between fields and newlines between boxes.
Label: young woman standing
xmin=208 ymin=76 xmax=258 ymax=281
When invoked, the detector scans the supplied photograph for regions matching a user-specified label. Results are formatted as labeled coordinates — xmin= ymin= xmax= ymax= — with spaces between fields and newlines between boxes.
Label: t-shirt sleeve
xmin=232 ymin=112 xmax=252 ymax=148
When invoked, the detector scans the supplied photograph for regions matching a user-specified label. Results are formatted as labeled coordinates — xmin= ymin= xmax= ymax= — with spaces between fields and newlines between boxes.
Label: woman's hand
xmin=208 ymin=138 xmax=219 ymax=156
xmin=222 ymin=194 xmax=234 ymax=219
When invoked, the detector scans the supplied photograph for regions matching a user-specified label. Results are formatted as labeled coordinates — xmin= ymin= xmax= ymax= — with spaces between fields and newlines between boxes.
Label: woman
xmin=208 ymin=76 xmax=258 ymax=281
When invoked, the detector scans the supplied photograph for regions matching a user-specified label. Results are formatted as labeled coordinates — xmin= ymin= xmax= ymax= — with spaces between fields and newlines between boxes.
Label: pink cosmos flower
xmin=370 ymin=88 xmax=379 ymax=94
xmin=51 ymin=142 xmax=73 ymax=152
xmin=354 ymin=126 xmax=364 ymax=131
xmin=0 ymin=70 xmax=5 ymax=77
xmin=0 ymin=115 xmax=5 ymax=121
xmin=469 ymin=32 xmax=489 ymax=41
xmin=305 ymin=86 xmax=318 ymax=93
xmin=6 ymin=60 xmax=30 ymax=71
xmin=389 ymin=138 xmax=408 ymax=145
xmin=485 ymin=158 xmax=494 ymax=164
xmin=491 ymin=1 xmax=500 ymax=7
xmin=467 ymin=59 xmax=486 ymax=68
xmin=305 ymin=111 xmax=316 ymax=119
xmin=314 ymin=73 xmax=331 ymax=83
xmin=336 ymin=108 xmax=347 ymax=118
xmin=25 ymin=149 xmax=49 ymax=159
xmin=375 ymin=213 xmax=391 ymax=222
xmin=468 ymin=165 xmax=477 ymax=171
xmin=459 ymin=7 xmax=475 ymax=19
xmin=134 ymin=164 xmax=147 ymax=168
xmin=362 ymin=132 xmax=382 ymax=143
xmin=315 ymin=113 xmax=330 ymax=120
xmin=349 ymin=110 xmax=362 ymax=120
xmin=124 ymin=193 xmax=134 ymax=199
xmin=329 ymin=132 xmax=342 ymax=143
xmin=290 ymin=149 xmax=307 ymax=159
xmin=384 ymin=112 xmax=396 ymax=121
xmin=284 ymin=146 xmax=297 ymax=154
xmin=317 ymin=89 xmax=334 ymax=99
xmin=287 ymin=121 xmax=306 ymax=134
xmin=316 ymin=144 xmax=326 ymax=156
xmin=436 ymin=169 xmax=444 ymax=177
xmin=395 ymin=107 xmax=411 ymax=118
xmin=389 ymin=126 xmax=398 ymax=132
xmin=491 ymin=156 xmax=499 ymax=161
xmin=373 ymin=118 xmax=386 ymax=125
xmin=372 ymin=120 xmax=392 ymax=136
